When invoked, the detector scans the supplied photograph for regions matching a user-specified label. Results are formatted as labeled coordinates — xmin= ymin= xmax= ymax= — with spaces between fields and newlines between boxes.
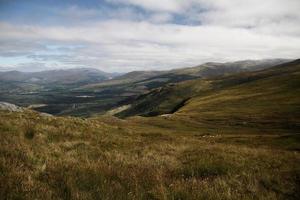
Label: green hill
xmin=118 ymin=59 xmax=300 ymax=134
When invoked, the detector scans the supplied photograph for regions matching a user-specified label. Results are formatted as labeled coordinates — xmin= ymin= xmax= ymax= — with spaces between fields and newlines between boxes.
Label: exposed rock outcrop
xmin=0 ymin=102 xmax=23 ymax=112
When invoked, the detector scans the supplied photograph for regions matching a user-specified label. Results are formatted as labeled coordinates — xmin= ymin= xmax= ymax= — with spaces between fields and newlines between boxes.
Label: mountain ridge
xmin=0 ymin=68 xmax=118 ymax=84
xmin=116 ymin=59 xmax=300 ymax=121
xmin=0 ymin=59 xmax=293 ymax=117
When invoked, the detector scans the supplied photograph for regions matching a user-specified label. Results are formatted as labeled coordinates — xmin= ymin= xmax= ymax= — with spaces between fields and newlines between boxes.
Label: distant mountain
xmin=84 ymin=59 xmax=290 ymax=90
xmin=0 ymin=68 xmax=121 ymax=96
xmin=171 ymin=59 xmax=290 ymax=77
xmin=0 ymin=68 xmax=118 ymax=85
xmin=0 ymin=59 xmax=292 ymax=117
xmin=82 ymin=70 xmax=165 ymax=89
xmin=81 ymin=59 xmax=291 ymax=116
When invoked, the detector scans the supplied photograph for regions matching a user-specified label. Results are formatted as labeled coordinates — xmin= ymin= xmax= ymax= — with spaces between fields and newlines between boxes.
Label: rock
xmin=39 ymin=112 xmax=52 ymax=117
xmin=160 ymin=114 xmax=172 ymax=118
xmin=0 ymin=102 xmax=23 ymax=112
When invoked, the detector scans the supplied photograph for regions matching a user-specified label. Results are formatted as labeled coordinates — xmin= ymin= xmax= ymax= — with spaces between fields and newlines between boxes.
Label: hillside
xmin=1 ymin=60 xmax=300 ymax=199
xmin=117 ymin=59 xmax=300 ymax=133
xmin=171 ymin=59 xmax=289 ymax=77
xmin=83 ymin=59 xmax=289 ymax=91
xmin=173 ymin=60 xmax=300 ymax=134
xmin=1 ymin=86 xmax=300 ymax=199
xmin=0 ymin=59 xmax=288 ymax=117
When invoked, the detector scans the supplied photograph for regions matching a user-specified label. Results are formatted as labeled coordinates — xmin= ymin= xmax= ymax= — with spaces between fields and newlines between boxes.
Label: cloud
xmin=106 ymin=0 xmax=182 ymax=12
xmin=0 ymin=0 xmax=299 ymax=72
xmin=196 ymin=0 xmax=300 ymax=36
xmin=107 ymin=0 xmax=300 ymax=35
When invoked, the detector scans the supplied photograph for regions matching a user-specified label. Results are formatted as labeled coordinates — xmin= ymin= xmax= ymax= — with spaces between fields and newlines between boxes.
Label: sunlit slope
xmin=119 ymin=59 xmax=300 ymax=133
xmin=176 ymin=59 xmax=300 ymax=131
xmin=1 ymin=108 xmax=300 ymax=199
xmin=1 ymin=60 xmax=300 ymax=199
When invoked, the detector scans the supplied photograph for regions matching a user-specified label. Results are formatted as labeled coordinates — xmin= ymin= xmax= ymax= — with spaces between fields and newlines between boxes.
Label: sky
xmin=0 ymin=0 xmax=299 ymax=72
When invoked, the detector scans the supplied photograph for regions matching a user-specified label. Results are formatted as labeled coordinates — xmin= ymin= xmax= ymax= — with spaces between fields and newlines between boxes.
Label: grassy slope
xmin=0 ymin=111 xmax=300 ymax=199
xmin=118 ymin=60 xmax=300 ymax=133
xmin=1 ymin=110 xmax=300 ymax=200
xmin=1 ymin=60 xmax=300 ymax=199
xmin=157 ymin=59 xmax=299 ymax=135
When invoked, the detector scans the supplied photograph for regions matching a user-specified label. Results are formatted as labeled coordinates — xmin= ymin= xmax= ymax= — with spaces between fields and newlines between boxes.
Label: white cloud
xmin=149 ymin=13 xmax=173 ymax=23
xmin=107 ymin=0 xmax=300 ymax=35
xmin=106 ymin=0 xmax=182 ymax=12
xmin=0 ymin=0 xmax=299 ymax=72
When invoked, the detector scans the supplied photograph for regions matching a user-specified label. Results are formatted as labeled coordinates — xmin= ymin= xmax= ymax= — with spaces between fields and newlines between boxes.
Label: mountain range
xmin=0 ymin=59 xmax=292 ymax=117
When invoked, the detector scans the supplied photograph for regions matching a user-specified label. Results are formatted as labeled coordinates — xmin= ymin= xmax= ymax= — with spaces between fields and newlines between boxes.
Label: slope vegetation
xmin=118 ymin=59 xmax=300 ymax=135
xmin=1 ymin=105 xmax=299 ymax=199
xmin=0 ymin=59 xmax=299 ymax=199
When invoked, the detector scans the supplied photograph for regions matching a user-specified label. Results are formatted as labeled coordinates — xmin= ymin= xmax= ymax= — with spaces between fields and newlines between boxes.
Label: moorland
xmin=0 ymin=59 xmax=299 ymax=199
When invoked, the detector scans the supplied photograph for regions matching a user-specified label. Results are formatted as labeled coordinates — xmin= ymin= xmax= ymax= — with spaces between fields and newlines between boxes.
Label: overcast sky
xmin=0 ymin=0 xmax=299 ymax=72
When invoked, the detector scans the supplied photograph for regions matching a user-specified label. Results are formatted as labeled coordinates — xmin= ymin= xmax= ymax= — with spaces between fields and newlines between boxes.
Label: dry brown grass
xmin=0 ymin=110 xmax=299 ymax=199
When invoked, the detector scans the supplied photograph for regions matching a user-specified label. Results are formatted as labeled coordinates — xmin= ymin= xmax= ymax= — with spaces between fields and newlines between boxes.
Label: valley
xmin=0 ymin=59 xmax=290 ymax=117
xmin=1 ymin=0 xmax=299 ymax=199
xmin=0 ymin=59 xmax=299 ymax=199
